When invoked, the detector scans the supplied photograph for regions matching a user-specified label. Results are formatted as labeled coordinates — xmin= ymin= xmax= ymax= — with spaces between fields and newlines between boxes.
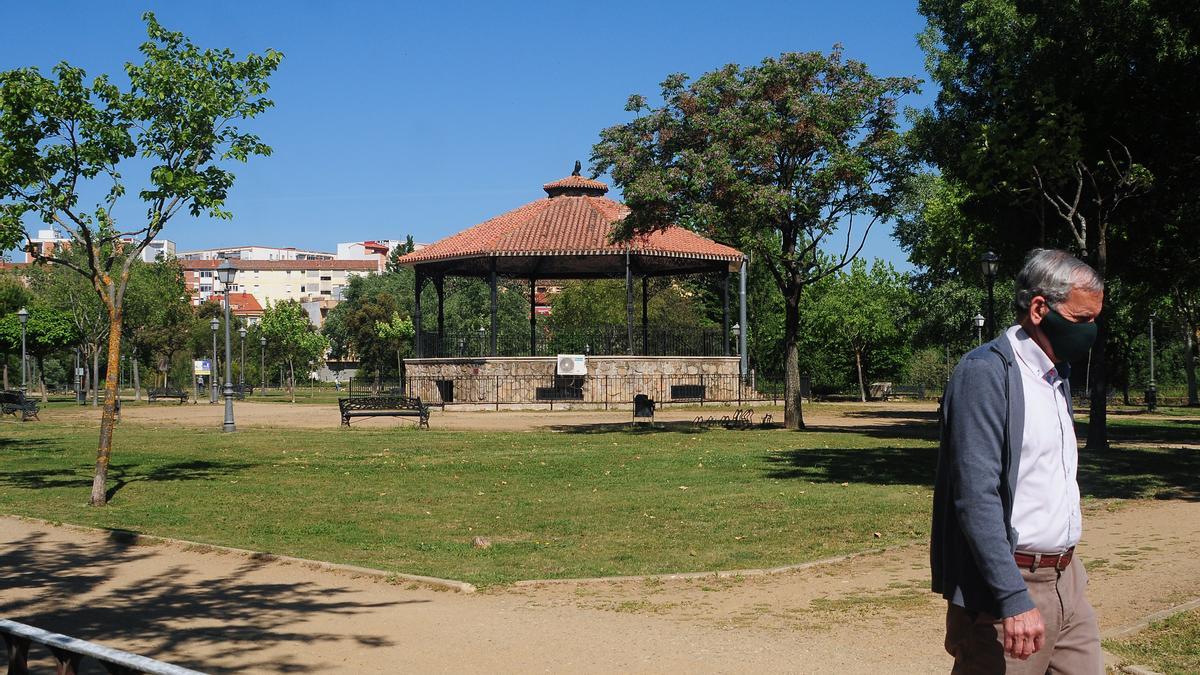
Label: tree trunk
xmin=1085 ymin=234 xmax=1109 ymax=450
xmin=289 ymin=361 xmax=296 ymax=404
xmin=92 ymin=349 xmax=100 ymax=408
xmin=1184 ymin=323 xmax=1198 ymax=407
xmin=38 ymin=356 xmax=48 ymax=403
xmin=783 ymin=297 xmax=805 ymax=430
xmin=90 ymin=308 xmax=124 ymax=506
xmin=855 ymin=349 xmax=867 ymax=403
xmin=133 ymin=358 xmax=141 ymax=402
xmin=2 ymin=362 xmax=7 ymax=390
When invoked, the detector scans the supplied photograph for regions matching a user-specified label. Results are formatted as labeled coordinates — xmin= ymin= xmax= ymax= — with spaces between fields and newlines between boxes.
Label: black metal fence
xmin=416 ymin=325 xmax=728 ymax=358
xmin=349 ymin=374 xmax=803 ymax=408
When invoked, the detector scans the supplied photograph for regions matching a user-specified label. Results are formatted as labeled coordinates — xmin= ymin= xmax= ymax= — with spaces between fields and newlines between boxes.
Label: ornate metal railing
xmin=415 ymin=325 xmax=728 ymax=358
xmin=1 ymin=619 xmax=205 ymax=675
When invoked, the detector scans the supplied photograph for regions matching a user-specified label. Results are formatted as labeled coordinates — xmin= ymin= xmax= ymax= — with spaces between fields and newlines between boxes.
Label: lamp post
xmin=239 ymin=326 xmax=247 ymax=389
xmin=477 ymin=326 xmax=486 ymax=357
xmin=215 ymin=259 xmax=237 ymax=432
xmin=1148 ymin=312 xmax=1158 ymax=413
xmin=973 ymin=313 xmax=986 ymax=347
xmin=980 ymin=251 xmax=1000 ymax=338
xmin=210 ymin=317 xmax=219 ymax=404
xmin=260 ymin=336 xmax=267 ymax=391
xmin=17 ymin=307 xmax=29 ymax=392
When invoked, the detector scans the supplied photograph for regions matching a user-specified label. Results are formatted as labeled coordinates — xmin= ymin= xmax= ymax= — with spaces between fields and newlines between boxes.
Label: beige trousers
xmin=945 ymin=556 xmax=1102 ymax=674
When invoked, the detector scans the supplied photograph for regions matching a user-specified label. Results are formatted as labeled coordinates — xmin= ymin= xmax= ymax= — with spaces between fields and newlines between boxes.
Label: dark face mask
xmin=1039 ymin=308 xmax=1097 ymax=364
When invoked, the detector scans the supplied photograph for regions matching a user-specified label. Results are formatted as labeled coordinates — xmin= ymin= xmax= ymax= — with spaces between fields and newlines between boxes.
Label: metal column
xmin=739 ymin=258 xmax=748 ymax=377
xmin=529 ymin=277 xmax=537 ymax=356
xmin=413 ymin=270 xmax=423 ymax=358
xmin=489 ymin=257 xmax=498 ymax=356
xmin=641 ymin=276 xmax=649 ymax=356
xmin=722 ymin=268 xmax=730 ymax=356
xmin=625 ymin=251 xmax=634 ymax=355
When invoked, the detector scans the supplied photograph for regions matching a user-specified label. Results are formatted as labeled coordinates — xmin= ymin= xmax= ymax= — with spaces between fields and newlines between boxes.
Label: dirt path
xmin=4 ymin=498 xmax=1198 ymax=673
xmin=52 ymin=399 xmax=937 ymax=433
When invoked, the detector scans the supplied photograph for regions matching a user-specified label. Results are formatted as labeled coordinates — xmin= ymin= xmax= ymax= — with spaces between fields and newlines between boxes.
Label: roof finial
xmin=572 ymin=160 xmax=582 ymax=176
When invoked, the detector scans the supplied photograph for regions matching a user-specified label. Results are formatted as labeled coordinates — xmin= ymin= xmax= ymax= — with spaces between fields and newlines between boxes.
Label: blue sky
xmin=2 ymin=1 xmax=932 ymax=267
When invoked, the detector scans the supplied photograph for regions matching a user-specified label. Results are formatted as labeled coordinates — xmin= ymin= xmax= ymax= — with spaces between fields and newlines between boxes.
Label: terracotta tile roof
xmin=542 ymin=175 xmax=609 ymax=193
xmin=226 ymin=292 xmax=263 ymax=314
xmin=181 ymin=259 xmax=378 ymax=271
xmin=396 ymin=175 xmax=743 ymax=266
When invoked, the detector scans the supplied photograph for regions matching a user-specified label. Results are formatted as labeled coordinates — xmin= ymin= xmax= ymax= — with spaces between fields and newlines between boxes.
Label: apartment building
xmin=183 ymin=259 xmax=379 ymax=310
xmin=24 ymin=229 xmax=176 ymax=263
xmin=177 ymin=245 xmax=335 ymax=261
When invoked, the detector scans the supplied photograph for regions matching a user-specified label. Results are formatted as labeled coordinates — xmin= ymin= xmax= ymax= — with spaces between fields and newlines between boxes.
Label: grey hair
xmin=1014 ymin=249 xmax=1104 ymax=313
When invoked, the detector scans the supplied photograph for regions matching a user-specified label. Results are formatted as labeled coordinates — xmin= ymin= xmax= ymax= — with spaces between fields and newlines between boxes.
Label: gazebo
xmin=393 ymin=165 xmax=749 ymax=408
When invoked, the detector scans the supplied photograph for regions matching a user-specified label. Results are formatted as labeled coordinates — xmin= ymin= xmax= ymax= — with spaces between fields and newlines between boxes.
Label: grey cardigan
xmin=931 ymin=333 xmax=1037 ymax=618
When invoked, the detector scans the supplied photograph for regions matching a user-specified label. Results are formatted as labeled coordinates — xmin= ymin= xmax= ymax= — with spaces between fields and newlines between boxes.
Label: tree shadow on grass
xmin=0 ymin=528 xmax=410 ymax=673
xmin=761 ymin=438 xmax=1199 ymax=501
xmin=763 ymin=445 xmax=940 ymax=486
xmin=0 ymin=460 xmax=254 ymax=502
xmin=1078 ymin=445 xmax=1200 ymax=500
xmin=547 ymin=420 xmax=716 ymax=434
xmin=1081 ymin=420 xmax=1200 ymax=447
xmin=0 ymin=436 xmax=53 ymax=452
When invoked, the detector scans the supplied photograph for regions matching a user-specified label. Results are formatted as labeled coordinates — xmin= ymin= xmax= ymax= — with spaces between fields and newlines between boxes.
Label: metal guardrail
xmin=1 ymin=619 xmax=206 ymax=675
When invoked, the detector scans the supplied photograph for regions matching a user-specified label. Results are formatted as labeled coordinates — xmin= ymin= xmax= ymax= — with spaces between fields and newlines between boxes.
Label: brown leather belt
xmin=1014 ymin=547 xmax=1074 ymax=572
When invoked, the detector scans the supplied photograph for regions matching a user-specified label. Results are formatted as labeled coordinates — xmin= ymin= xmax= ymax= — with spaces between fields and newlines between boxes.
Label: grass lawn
xmin=1 ymin=411 xmax=1194 ymax=586
xmin=1104 ymin=608 xmax=1200 ymax=675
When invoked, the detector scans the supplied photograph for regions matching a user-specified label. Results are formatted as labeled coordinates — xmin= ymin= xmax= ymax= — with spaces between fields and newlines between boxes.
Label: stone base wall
xmin=404 ymin=356 xmax=747 ymax=408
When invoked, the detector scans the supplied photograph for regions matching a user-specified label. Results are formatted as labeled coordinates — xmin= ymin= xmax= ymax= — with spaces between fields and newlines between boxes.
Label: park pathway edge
xmin=2 ymin=514 xmax=477 ymax=593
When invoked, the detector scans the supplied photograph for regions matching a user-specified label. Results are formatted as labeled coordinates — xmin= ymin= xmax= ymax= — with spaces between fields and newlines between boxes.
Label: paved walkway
xmin=4 ymin=498 xmax=1199 ymax=673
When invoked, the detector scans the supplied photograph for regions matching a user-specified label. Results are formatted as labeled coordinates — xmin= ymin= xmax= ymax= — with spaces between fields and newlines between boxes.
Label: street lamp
xmin=210 ymin=317 xmax=219 ymax=404
xmin=239 ymin=326 xmax=247 ymax=390
xmin=1148 ymin=312 xmax=1158 ymax=413
xmin=215 ymin=259 xmax=238 ymax=432
xmin=973 ymin=313 xmax=986 ymax=347
xmin=477 ymin=326 xmax=486 ymax=357
xmin=17 ymin=307 xmax=29 ymax=392
xmin=260 ymin=336 xmax=267 ymax=391
xmin=980 ymin=251 xmax=1000 ymax=338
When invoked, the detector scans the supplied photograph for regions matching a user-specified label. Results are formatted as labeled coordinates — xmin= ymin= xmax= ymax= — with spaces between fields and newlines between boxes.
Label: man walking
xmin=932 ymin=249 xmax=1104 ymax=672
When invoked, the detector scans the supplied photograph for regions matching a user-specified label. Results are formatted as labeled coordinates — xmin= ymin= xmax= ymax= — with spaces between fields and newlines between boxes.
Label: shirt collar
xmin=1006 ymin=325 xmax=1059 ymax=382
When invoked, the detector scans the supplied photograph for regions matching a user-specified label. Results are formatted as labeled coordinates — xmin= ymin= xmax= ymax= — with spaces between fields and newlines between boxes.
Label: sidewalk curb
xmin=512 ymin=541 xmax=921 ymax=587
xmin=3 ymin=515 xmax=476 ymax=594
xmin=1100 ymin=597 xmax=1200 ymax=675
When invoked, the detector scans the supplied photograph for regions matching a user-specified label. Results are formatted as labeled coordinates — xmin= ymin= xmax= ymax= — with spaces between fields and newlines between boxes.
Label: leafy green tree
xmin=915 ymin=0 xmax=1200 ymax=446
xmin=123 ymin=257 xmax=190 ymax=396
xmin=375 ymin=311 xmax=414 ymax=382
xmin=26 ymin=259 xmax=109 ymax=406
xmin=260 ymin=300 xmax=328 ymax=403
xmin=0 ymin=274 xmax=31 ymax=388
xmin=0 ymin=14 xmax=281 ymax=504
xmin=592 ymin=48 xmax=918 ymax=429
xmin=386 ymin=235 xmax=416 ymax=274
xmin=809 ymin=259 xmax=913 ymax=401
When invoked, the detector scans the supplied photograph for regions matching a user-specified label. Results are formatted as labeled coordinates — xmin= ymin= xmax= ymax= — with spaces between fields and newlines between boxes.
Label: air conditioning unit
xmin=556 ymin=354 xmax=587 ymax=376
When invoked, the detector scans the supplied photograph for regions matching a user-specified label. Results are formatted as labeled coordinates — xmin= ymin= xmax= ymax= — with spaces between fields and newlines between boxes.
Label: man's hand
xmin=1002 ymin=608 xmax=1045 ymax=660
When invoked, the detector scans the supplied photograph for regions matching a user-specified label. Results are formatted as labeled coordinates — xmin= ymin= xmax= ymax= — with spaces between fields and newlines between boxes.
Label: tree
xmin=0 ymin=14 xmax=281 ymax=504
xmin=260 ymin=300 xmax=328 ymax=403
xmin=386 ymin=235 xmax=416 ymax=274
xmin=123 ymin=257 xmax=190 ymax=396
xmin=915 ymin=0 xmax=1200 ymax=446
xmin=809 ymin=259 xmax=913 ymax=401
xmin=0 ymin=274 xmax=31 ymax=389
xmin=592 ymin=48 xmax=918 ymax=428
xmin=375 ymin=311 xmax=414 ymax=383
xmin=26 ymin=259 xmax=109 ymax=406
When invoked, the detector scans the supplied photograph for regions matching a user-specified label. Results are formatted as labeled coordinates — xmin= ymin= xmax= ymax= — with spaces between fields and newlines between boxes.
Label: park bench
xmin=338 ymin=396 xmax=430 ymax=429
xmin=148 ymin=387 xmax=189 ymax=404
xmin=0 ymin=389 xmax=39 ymax=422
xmin=232 ymin=384 xmax=254 ymax=400
xmin=885 ymin=384 xmax=926 ymax=401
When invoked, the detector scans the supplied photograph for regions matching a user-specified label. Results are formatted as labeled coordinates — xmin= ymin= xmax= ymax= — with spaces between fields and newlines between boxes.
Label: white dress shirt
xmin=1006 ymin=325 xmax=1083 ymax=553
